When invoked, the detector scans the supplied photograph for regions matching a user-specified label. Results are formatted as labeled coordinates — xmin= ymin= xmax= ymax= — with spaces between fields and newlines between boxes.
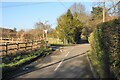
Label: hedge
xmin=88 ymin=18 xmax=120 ymax=78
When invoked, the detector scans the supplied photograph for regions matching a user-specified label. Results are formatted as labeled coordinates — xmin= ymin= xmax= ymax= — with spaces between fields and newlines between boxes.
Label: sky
xmin=1 ymin=2 xmax=93 ymax=31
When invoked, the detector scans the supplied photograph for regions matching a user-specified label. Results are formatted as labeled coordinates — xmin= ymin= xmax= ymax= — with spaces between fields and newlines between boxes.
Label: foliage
xmin=1 ymin=47 xmax=52 ymax=71
xmin=48 ymin=29 xmax=59 ymax=38
xmin=56 ymin=9 xmax=83 ymax=44
xmin=33 ymin=21 xmax=52 ymax=39
xmin=91 ymin=7 xmax=103 ymax=20
xmin=23 ymin=33 xmax=34 ymax=41
xmin=70 ymin=3 xmax=92 ymax=40
xmin=70 ymin=3 xmax=85 ymax=15
xmin=88 ymin=18 xmax=120 ymax=78
xmin=88 ymin=30 xmax=104 ymax=78
xmin=17 ymin=29 xmax=25 ymax=38
xmin=98 ymin=19 xmax=120 ymax=78
xmin=16 ymin=21 xmax=52 ymax=41
xmin=81 ymin=27 xmax=92 ymax=40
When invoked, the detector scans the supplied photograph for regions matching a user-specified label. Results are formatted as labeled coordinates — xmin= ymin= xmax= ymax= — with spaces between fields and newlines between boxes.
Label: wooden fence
xmin=0 ymin=40 xmax=44 ymax=56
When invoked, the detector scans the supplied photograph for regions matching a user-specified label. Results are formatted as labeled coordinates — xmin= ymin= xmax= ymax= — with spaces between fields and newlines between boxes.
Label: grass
xmin=2 ymin=48 xmax=52 ymax=66
xmin=87 ymin=50 xmax=104 ymax=78
xmin=48 ymin=37 xmax=63 ymax=44
xmin=1 ymin=47 xmax=52 ymax=75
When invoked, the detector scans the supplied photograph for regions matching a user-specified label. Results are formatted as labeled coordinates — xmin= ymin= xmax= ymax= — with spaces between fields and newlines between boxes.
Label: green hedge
xmin=88 ymin=18 xmax=120 ymax=78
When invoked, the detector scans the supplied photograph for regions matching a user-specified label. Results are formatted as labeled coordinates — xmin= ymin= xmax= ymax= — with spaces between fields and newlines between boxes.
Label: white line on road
xmin=54 ymin=61 xmax=63 ymax=71
xmin=60 ymin=49 xmax=62 ymax=52
xmin=54 ymin=47 xmax=74 ymax=71
xmin=65 ymin=52 xmax=69 ymax=57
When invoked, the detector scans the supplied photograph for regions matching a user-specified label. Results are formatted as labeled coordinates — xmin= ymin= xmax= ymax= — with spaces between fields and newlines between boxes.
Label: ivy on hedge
xmin=89 ymin=18 xmax=120 ymax=78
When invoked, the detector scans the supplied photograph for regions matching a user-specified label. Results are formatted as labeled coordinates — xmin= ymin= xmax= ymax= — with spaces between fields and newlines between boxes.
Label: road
xmin=13 ymin=44 xmax=93 ymax=79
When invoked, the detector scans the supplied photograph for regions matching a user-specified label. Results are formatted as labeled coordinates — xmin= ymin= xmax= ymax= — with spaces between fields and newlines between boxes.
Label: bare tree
xmin=70 ymin=3 xmax=85 ymax=14
xmin=17 ymin=29 xmax=25 ymax=41
xmin=70 ymin=3 xmax=91 ymax=27
xmin=34 ymin=21 xmax=52 ymax=40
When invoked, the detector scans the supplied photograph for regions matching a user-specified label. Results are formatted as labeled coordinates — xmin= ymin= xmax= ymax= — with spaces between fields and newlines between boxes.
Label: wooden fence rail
xmin=0 ymin=40 xmax=44 ymax=56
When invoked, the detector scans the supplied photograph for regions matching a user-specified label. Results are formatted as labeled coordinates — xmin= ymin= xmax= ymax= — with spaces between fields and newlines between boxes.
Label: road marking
xmin=54 ymin=61 xmax=63 ymax=71
xmin=60 ymin=49 xmax=62 ymax=52
xmin=65 ymin=52 xmax=69 ymax=57
xmin=54 ymin=47 xmax=74 ymax=71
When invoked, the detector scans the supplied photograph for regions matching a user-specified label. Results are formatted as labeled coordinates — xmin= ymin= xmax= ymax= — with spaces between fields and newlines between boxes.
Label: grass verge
xmin=1 ymin=47 xmax=52 ymax=79
xmin=87 ymin=50 xmax=103 ymax=78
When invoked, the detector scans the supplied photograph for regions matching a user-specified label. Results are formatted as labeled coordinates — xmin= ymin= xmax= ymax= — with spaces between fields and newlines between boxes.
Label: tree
xmin=23 ymin=33 xmax=34 ymax=41
xmin=17 ymin=29 xmax=25 ymax=41
xmin=35 ymin=21 xmax=51 ymax=31
xmin=34 ymin=21 xmax=52 ymax=40
xmin=56 ymin=9 xmax=74 ymax=44
xmin=13 ymin=27 xmax=17 ymax=31
xmin=70 ymin=3 xmax=85 ymax=15
xmin=91 ymin=7 xmax=103 ymax=20
xmin=93 ymin=1 xmax=120 ymax=16
xmin=56 ymin=9 xmax=83 ymax=44
xmin=81 ymin=27 xmax=92 ymax=40
xmin=48 ymin=29 xmax=58 ymax=38
xmin=72 ymin=17 xmax=83 ymax=44
xmin=70 ymin=3 xmax=93 ymax=41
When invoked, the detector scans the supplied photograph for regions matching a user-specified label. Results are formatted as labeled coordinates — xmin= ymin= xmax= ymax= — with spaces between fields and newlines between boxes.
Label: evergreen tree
xmin=56 ymin=9 xmax=83 ymax=44
xmin=91 ymin=7 xmax=103 ymax=20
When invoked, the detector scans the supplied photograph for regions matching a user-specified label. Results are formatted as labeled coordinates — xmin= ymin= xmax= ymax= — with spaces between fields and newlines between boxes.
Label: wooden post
xmin=25 ymin=42 xmax=27 ymax=50
xmin=5 ymin=43 xmax=8 ymax=55
xmin=37 ymin=41 xmax=38 ymax=48
xmin=43 ymin=30 xmax=44 ymax=39
xmin=17 ymin=43 xmax=19 ymax=51
xmin=12 ymin=37 xmax=13 ymax=43
xmin=31 ymin=41 xmax=33 ymax=50
xmin=0 ymin=37 xmax=2 ymax=40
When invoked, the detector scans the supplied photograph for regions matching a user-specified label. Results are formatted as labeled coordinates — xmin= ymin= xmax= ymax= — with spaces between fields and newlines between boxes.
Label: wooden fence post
xmin=0 ymin=40 xmax=44 ymax=56
xmin=37 ymin=41 xmax=40 ymax=48
xmin=31 ymin=41 xmax=33 ymax=50
xmin=17 ymin=43 xmax=19 ymax=51
xmin=5 ymin=43 xmax=7 ymax=55
xmin=37 ymin=41 xmax=38 ymax=48
xmin=25 ymin=42 xmax=27 ymax=50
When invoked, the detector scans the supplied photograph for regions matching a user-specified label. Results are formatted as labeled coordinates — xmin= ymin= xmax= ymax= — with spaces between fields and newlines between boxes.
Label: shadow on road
xmin=36 ymin=55 xmax=93 ymax=78
xmin=7 ymin=44 xmax=93 ymax=79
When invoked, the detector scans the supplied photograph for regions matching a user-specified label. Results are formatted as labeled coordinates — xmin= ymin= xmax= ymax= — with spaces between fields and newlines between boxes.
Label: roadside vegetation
xmin=55 ymin=3 xmax=92 ymax=44
xmin=1 ymin=1 xmax=120 ymax=79
xmin=88 ymin=18 xmax=120 ymax=79
xmin=1 ymin=47 xmax=52 ymax=78
xmin=1 ymin=47 xmax=52 ymax=67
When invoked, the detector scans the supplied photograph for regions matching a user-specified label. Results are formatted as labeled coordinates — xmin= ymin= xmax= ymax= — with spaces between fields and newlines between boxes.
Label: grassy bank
xmin=1 ymin=47 xmax=52 ymax=79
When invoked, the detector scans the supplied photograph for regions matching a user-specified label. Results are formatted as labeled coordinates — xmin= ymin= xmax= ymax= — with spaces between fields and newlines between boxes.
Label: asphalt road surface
xmin=13 ymin=44 xmax=93 ymax=79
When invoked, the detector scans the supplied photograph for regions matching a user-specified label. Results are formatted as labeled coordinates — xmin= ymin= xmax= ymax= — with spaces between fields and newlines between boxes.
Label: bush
xmin=88 ymin=18 xmax=120 ymax=78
